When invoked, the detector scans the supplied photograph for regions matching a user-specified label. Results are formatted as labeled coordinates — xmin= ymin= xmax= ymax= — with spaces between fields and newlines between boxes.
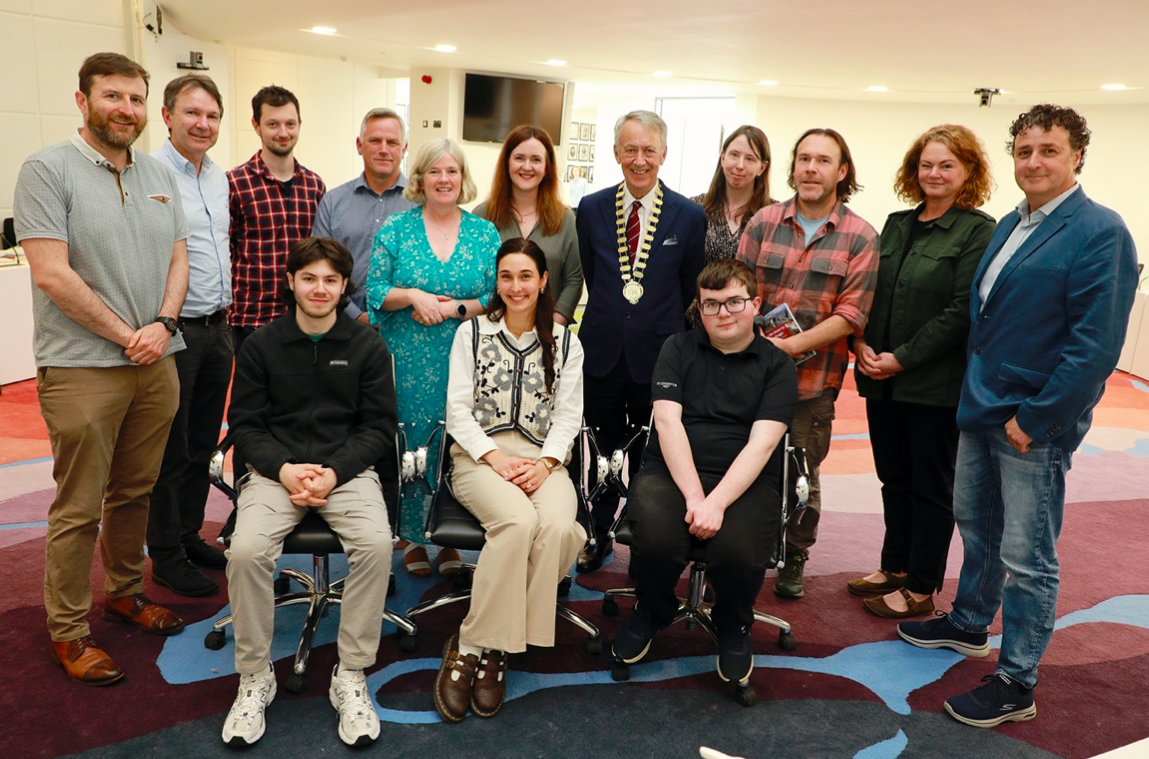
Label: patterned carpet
xmin=2 ymin=370 xmax=1148 ymax=759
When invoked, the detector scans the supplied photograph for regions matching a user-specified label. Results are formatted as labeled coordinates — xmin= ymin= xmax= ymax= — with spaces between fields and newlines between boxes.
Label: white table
xmin=0 ymin=257 xmax=36 ymax=386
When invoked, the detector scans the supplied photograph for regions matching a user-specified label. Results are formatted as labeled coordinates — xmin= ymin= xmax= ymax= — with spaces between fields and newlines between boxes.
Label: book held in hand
xmin=754 ymin=304 xmax=816 ymax=364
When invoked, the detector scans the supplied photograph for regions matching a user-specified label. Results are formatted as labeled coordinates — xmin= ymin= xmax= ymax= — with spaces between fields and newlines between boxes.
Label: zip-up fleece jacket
xmin=229 ymin=310 xmax=397 ymax=487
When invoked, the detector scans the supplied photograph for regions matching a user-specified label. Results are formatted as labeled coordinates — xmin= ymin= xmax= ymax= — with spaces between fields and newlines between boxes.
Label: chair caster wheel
xmin=601 ymin=598 xmax=619 ymax=617
xmin=274 ymin=575 xmax=290 ymax=594
xmin=558 ymin=576 xmax=572 ymax=597
xmin=777 ymin=630 xmax=797 ymax=651
xmin=452 ymin=571 xmax=472 ymax=589
xmin=285 ymin=674 xmax=306 ymax=694
xmin=610 ymin=660 xmax=630 ymax=682
xmin=387 ymin=580 xmax=397 ymax=597
xmin=734 ymin=685 xmax=757 ymax=707
xmin=204 ymin=630 xmax=226 ymax=650
xmin=585 ymin=636 xmax=603 ymax=655
xmin=398 ymin=634 xmax=418 ymax=653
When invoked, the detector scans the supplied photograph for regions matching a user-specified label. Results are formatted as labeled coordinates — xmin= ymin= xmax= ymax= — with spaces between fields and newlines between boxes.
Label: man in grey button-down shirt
xmin=148 ymin=73 xmax=233 ymax=597
xmin=312 ymin=107 xmax=415 ymax=324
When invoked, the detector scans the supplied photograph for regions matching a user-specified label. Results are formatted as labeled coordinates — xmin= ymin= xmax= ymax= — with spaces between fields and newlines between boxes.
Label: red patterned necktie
xmin=626 ymin=200 xmax=642 ymax=265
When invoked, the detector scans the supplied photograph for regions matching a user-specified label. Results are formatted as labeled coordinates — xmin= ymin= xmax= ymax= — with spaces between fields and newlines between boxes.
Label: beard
xmin=266 ymin=140 xmax=297 ymax=158
xmin=87 ymin=110 xmax=144 ymax=150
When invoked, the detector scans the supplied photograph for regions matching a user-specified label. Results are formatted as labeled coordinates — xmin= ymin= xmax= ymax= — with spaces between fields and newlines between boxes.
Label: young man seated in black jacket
xmin=611 ymin=259 xmax=797 ymax=684
xmin=222 ymin=237 xmax=397 ymax=748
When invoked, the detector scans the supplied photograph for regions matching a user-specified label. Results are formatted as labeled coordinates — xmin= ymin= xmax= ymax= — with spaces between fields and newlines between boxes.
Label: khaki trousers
xmin=451 ymin=431 xmax=586 ymax=653
xmin=226 ymin=471 xmax=392 ymax=674
xmin=37 ymin=360 xmax=179 ymax=641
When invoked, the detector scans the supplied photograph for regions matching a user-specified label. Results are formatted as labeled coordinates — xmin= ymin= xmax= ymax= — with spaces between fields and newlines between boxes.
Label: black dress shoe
xmin=576 ymin=538 xmax=613 ymax=574
xmin=184 ymin=539 xmax=228 ymax=568
xmin=153 ymin=558 xmax=219 ymax=597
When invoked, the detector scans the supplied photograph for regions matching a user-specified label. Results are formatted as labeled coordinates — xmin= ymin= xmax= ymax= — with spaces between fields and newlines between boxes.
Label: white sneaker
xmin=222 ymin=667 xmax=276 ymax=746
xmin=329 ymin=664 xmax=380 ymax=746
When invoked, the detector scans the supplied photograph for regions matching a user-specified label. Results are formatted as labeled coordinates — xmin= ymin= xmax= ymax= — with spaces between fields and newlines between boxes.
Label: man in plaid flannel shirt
xmin=228 ymin=85 xmax=325 ymax=354
xmin=739 ymin=128 xmax=878 ymax=599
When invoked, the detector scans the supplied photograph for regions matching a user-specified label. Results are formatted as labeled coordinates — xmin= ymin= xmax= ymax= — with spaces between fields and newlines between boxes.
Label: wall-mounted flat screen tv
xmin=462 ymin=72 xmax=566 ymax=145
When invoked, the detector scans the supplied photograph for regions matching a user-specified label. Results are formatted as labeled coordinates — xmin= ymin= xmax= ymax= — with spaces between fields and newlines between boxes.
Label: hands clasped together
xmin=408 ymin=290 xmax=459 ymax=326
xmin=482 ymin=450 xmax=550 ymax=494
xmin=279 ymin=462 xmax=339 ymax=507
xmin=124 ymin=322 xmax=172 ymax=365
xmin=853 ymin=337 xmax=905 ymax=381
xmin=684 ymin=494 xmax=725 ymax=541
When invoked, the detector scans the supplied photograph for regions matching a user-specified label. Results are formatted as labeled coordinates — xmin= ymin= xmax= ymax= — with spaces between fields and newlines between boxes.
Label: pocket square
xmin=663 ymin=235 xmax=679 ymax=246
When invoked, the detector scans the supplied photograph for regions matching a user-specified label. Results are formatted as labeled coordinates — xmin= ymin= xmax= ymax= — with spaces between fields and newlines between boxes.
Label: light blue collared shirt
xmin=152 ymin=139 xmax=230 ymax=318
xmin=311 ymin=172 xmax=415 ymax=319
xmin=978 ymin=183 xmax=1080 ymax=310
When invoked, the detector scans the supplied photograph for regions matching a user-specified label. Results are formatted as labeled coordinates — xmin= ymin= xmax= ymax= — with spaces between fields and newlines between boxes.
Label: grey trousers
xmin=225 ymin=470 xmax=392 ymax=674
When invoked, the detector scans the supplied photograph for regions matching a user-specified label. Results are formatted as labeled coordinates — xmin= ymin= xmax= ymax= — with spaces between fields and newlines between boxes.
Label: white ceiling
xmin=157 ymin=0 xmax=1149 ymax=105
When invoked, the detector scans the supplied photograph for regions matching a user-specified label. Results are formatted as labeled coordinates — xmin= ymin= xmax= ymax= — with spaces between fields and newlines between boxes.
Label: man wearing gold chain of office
xmin=574 ymin=110 xmax=706 ymax=572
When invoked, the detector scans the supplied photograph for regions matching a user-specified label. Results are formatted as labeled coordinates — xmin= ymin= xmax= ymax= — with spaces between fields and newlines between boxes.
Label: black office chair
xmin=202 ymin=433 xmax=418 ymax=694
xmin=601 ymin=430 xmax=808 ymax=707
xmin=403 ymin=422 xmax=603 ymax=654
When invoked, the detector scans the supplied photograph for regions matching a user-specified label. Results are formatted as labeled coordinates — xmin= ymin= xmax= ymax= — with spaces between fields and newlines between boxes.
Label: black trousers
xmin=147 ymin=318 xmax=234 ymax=558
xmin=866 ymin=398 xmax=959 ymax=595
xmin=583 ymin=355 xmax=652 ymax=537
xmin=627 ymin=468 xmax=780 ymax=630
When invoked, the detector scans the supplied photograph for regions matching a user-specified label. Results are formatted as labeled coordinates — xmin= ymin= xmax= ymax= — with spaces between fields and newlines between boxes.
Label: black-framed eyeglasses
xmin=699 ymin=298 xmax=750 ymax=316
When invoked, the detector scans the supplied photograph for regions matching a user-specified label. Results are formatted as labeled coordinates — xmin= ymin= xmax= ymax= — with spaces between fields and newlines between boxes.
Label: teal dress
xmin=367 ymin=206 xmax=500 ymax=541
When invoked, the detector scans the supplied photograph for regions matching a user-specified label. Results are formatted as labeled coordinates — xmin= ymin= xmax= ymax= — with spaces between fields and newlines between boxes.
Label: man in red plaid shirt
xmin=739 ymin=128 xmax=878 ymax=599
xmin=228 ymin=85 xmax=325 ymax=352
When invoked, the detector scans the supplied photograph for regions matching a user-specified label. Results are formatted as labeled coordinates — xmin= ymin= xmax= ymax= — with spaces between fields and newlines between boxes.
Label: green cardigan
xmin=855 ymin=204 xmax=995 ymax=407
xmin=472 ymin=203 xmax=585 ymax=322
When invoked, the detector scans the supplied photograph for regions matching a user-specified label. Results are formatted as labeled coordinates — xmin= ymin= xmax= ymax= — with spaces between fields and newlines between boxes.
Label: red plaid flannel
xmin=228 ymin=152 xmax=326 ymax=329
xmin=739 ymin=197 xmax=879 ymax=401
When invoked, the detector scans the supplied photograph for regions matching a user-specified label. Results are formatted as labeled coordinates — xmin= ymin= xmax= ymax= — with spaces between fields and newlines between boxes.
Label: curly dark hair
xmin=1006 ymin=104 xmax=1090 ymax=174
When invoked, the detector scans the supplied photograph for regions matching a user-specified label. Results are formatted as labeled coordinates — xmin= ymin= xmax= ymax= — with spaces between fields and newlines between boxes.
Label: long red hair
xmin=483 ymin=125 xmax=565 ymax=236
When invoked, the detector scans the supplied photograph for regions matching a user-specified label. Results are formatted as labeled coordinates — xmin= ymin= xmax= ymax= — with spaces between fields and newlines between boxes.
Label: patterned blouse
xmin=689 ymin=194 xmax=749 ymax=262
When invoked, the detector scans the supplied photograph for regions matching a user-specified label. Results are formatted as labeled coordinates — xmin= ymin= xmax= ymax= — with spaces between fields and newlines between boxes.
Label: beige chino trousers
xmin=451 ymin=430 xmax=586 ymax=653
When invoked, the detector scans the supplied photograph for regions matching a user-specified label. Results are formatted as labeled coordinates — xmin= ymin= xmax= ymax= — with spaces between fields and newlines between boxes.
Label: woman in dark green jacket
xmin=848 ymin=125 xmax=996 ymax=618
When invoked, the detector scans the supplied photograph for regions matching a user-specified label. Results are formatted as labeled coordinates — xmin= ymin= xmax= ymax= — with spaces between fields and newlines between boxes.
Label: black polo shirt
xmin=643 ymin=329 xmax=798 ymax=479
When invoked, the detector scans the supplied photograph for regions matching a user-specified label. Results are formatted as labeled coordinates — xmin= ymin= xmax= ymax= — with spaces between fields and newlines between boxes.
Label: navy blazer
xmin=957 ymin=187 xmax=1138 ymax=451
xmin=576 ymin=181 xmax=706 ymax=383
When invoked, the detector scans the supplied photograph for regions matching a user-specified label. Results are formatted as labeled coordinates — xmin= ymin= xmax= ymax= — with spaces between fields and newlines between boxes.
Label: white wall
xmin=0 ymin=0 xmax=127 ymax=220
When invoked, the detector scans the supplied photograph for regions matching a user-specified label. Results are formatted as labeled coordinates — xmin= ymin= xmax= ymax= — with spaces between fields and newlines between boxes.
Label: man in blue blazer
xmin=899 ymin=104 xmax=1138 ymax=728
xmin=575 ymin=110 xmax=706 ymax=571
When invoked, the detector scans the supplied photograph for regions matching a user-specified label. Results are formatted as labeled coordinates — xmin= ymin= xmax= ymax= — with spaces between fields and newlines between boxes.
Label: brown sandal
xmin=863 ymin=587 xmax=935 ymax=619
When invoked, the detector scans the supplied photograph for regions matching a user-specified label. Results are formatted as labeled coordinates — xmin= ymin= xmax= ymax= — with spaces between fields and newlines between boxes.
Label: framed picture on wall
xmin=568 ymin=144 xmax=578 ymax=160
xmin=589 ymin=145 xmax=596 ymax=161
xmin=570 ymin=122 xmax=580 ymax=142
xmin=579 ymin=144 xmax=589 ymax=161
xmin=590 ymin=124 xmax=597 ymax=140
xmin=587 ymin=166 xmax=594 ymax=183
xmin=580 ymin=123 xmax=591 ymax=141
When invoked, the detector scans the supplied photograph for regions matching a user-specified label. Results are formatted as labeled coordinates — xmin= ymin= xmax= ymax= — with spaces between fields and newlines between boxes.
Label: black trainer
xmin=898 ymin=611 xmax=990 ymax=657
xmin=153 ymin=557 xmax=219 ymax=597
xmin=611 ymin=603 xmax=659 ymax=664
xmin=716 ymin=625 xmax=753 ymax=683
xmin=944 ymin=673 xmax=1037 ymax=728
xmin=185 ymin=539 xmax=228 ymax=569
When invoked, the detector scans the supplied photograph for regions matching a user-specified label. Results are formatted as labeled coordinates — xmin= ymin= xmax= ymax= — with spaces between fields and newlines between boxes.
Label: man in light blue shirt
xmin=312 ymin=107 xmax=415 ymax=324
xmin=149 ymin=73 xmax=233 ymax=596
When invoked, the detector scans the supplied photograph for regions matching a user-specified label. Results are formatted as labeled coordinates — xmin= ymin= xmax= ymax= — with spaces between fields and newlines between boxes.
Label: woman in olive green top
xmin=476 ymin=125 xmax=583 ymax=324
xmin=849 ymin=125 xmax=996 ymax=619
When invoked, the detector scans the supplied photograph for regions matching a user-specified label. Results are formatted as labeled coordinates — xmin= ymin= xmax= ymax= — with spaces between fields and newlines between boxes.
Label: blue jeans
xmin=948 ymin=428 xmax=1071 ymax=688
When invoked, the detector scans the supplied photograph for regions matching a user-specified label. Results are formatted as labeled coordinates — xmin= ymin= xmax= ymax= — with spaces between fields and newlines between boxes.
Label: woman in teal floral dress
xmin=367 ymin=139 xmax=499 ymax=575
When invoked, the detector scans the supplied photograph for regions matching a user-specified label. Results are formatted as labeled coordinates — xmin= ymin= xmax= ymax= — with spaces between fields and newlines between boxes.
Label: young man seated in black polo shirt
xmin=611 ymin=258 xmax=797 ymax=683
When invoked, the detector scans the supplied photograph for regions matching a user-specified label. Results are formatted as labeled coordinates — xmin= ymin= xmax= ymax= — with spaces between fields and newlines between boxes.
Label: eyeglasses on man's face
xmin=698 ymin=297 xmax=750 ymax=316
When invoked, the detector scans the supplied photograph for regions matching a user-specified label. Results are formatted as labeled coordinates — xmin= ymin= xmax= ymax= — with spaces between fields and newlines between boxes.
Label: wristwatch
xmin=538 ymin=457 xmax=558 ymax=472
xmin=456 ymin=301 xmax=467 ymax=318
xmin=154 ymin=316 xmax=178 ymax=335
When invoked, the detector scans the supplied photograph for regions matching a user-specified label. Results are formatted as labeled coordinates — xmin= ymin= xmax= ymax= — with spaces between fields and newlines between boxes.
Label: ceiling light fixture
xmin=1101 ymin=83 xmax=1127 ymax=91
xmin=434 ymin=44 xmax=457 ymax=53
xmin=308 ymin=26 xmax=337 ymax=35
xmin=653 ymin=71 xmax=673 ymax=78
xmin=758 ymin=80 xmax=778 ymax=86
xmin=545 ymin=59 xmax=567 ymax=67
xmin=867 ymin=85 xmax=888 ymax=92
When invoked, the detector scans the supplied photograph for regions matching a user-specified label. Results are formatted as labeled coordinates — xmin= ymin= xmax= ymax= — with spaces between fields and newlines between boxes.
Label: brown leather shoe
xmin=471 ymin=649 xmax=507 ymax=718
xmin=434 ymin=635 xmax=477 ymax=723
xmin=102 ymin=593 xmax=185 ymax=635
xmin=863 ymin=587 xmax=935 ymax=619
xmin=52 ymin=636 xmax=124 ymax=686
xmin=847 ymin=570 xmax=906 ymax=597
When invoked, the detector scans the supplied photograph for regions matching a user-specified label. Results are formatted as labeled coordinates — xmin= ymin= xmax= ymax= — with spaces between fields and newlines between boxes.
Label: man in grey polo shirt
xmin=311 ymin=107 xmax=414 ymax=324
xmin=15 ymin=52 xmax=189 ymax=686
xmin=148 ymin=73 xmax=232 ymax=597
